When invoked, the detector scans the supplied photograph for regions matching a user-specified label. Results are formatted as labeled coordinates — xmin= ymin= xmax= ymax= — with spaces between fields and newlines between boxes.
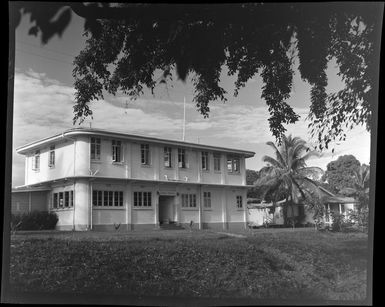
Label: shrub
xmin=330 ymin=212 xmax=347 ymax=232
xmin=11 ymin=211 xmax=58 ymax=231
xmin=330 ymin=212 xmax=358 ymax=232
xmin=346 ymin=208 xmax=369 ymax=233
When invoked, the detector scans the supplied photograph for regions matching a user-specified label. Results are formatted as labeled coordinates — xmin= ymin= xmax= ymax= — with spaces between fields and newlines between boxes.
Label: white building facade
xmin=14 ymin=128 xmax=255 ymax=231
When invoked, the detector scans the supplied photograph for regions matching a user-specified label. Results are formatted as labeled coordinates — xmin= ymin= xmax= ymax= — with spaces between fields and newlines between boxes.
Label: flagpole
xmin=182 ymin=96 xmax=186 ymax=141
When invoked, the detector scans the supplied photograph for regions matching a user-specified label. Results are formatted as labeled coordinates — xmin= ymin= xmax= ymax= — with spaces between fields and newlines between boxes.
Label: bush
xmin=346 ymin=208 xmax=369 ymax=233
xmin=11 ymin=211 xmax=58 ymax=231
xmin=330 ymin=212 xmax=352 ymax=232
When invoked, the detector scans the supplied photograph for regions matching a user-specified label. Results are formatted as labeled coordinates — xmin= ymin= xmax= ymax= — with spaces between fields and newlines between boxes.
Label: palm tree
xmin=255 ymin=135 xmax=324 ymax=228
xmin=339 ymin=164 xmax=370 ymax=211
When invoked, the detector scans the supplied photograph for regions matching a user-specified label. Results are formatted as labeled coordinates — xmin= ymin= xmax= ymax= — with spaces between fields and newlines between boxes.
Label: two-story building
xmin=13 ymin=128 xmax=255 ymax=231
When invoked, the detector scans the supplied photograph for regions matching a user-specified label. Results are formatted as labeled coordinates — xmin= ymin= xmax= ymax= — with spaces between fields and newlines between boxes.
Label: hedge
xmin=11 ymin=211 xmax=58 ymax=231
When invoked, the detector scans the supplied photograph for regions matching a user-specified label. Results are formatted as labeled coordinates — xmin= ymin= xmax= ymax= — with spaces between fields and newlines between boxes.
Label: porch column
xmin=154 ymin=184 xmax=160 ymax=228
xmin=243 ymin=189 xmax=247 ymax=229
xmin=124 ymin=142 xmax=130 ymax=179
xmin=153 ymin=146 xmax=160 ymax=180
xmin=175 ymin=188 xmax=180 ymax=224
xmin=197 ymin=151 xmax=201 ymax=183
xmin=126 ymin=182 xmax=132 ymax=230
xmin=198 ymin=185 xmax=202 ymax=229
xmin=221 ymin=188 xmax=227 ymax=230
xmin=339 ymin=203 xmax=342 ymax=214
xmin=174 ymin=148 xmax=179 ymax=180
xmin=89 ymin=181 xmax=93 ymax=230
xmin=221 ymin=153 xmax=226 ymax=184
xmin=129 ymin=142 xmax=133 ymax=178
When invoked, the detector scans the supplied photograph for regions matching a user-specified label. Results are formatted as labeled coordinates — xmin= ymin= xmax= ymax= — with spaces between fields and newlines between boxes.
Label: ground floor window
xmin=236 ymin=195 xmax=243 ymax=209
xmin=52 ymin=191 xmax=73 ymax=209
xmin=181 ymin=193 xmax=197 ymax=208
xmin=134 ymin=191 xmax=152 ymax=207
xmin=203 ymin=192 xmax=211 ymax=209
xmin=93 ymin=190 xmax=124 ymax=207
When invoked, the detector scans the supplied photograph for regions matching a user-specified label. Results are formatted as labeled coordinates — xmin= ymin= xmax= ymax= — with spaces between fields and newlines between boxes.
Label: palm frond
xmin=266 ymin=141 xmax=286 ymax=167
xmin=262 ymin=155 xmax=284 ymax=169
xmin=297 ymin=166 xmax=324 ymax=178
xmin=292 ymin=151 xmax=320 ymax=169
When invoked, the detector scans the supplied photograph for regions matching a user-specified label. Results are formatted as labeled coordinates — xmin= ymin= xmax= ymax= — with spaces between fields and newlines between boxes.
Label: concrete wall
xmin=201 ymin=188 xmax=222 ymax=223
xmin=60 ymin=135 xmax=247 ymax=185
xmin=226 ymin=189 xmax=246 ymax=223
xmin=14 ymin=178 xmax=249 ymax=231
xmin=50 ymin=183 xmax=75 ymax=229
xmin=25 ymin=136 xmax=90 ymax=185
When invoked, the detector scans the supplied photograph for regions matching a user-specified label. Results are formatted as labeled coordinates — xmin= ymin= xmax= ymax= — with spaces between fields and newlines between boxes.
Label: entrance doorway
xmin=159 ymin=195 xmax=175 ymax=225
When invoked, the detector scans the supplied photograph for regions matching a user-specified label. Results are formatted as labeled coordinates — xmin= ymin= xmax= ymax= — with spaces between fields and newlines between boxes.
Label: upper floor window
xmin=164 ymin=147 xmax=172 ymax=168
xmin=112 ymin=140 xmax=122 ymax=162
xmin=201 ymin=152 xmax=209 ymax=171
xmin=91 ymin=137 xmax=101 ymax=160
xmin=178 ymin=148 xmax=187 ymax=168
xmin=203 ymin=192 xmax=211 ymax=209
xmin=213 ymin=153 xmax=221 ymax=172
xmin=134 ymin=191 xmax=152 ymax=207
xmin=49 ymin=145 xmax=55 ymax=167
xmin=32 ymin=150 xmax=40 ymax=171
xmin=141 ymin=144 xmax=150 ymax=165
xmin=181 ymin=193 xmax=196 ymax=208
xmin=236 ymin=195 xmax=243 ymax=209
xmin=227 ymin=156 xmax=240 ymax=173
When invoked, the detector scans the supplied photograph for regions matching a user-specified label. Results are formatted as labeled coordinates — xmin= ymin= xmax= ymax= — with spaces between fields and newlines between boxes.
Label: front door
xmin=159 ymin=195 xmax=175 ymax=224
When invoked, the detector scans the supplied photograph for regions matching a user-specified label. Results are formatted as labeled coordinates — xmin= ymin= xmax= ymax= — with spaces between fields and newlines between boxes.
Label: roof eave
xmin=16 ymin=128 xmax=256 ymax=157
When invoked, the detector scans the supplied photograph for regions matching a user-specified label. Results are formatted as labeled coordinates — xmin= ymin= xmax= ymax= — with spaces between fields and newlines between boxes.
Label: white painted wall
xmin=88 ymin=137 xmax=246 ymax=185
xmin=26 ymin=140 xmax=75 ymax=185
xmin=226 ymin=189 xmax=245 ymax=223
xmin=202 ymin=188 xmax=222 ymax=223
xmin=23 ymin=135 xmax=248 ymax=187
xmin=74 ymin=179 xmax=89 ymax=230
xmin=92 ymin=209 xmax=126 ymax=225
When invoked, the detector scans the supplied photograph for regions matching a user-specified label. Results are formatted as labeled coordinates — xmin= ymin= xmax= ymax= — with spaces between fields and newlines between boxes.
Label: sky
xmin=11 ymin=6 xmax=372 ymax=187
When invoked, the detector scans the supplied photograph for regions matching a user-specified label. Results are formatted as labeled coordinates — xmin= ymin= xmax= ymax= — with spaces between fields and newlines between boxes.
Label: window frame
xmin=48 ymin=145 xmax=55 ymax=168
xmin=203 ymin=191 xmax=211 ymax=209
xmin=227 ymin=156 xmax=241 ymax=174
xmin=133 ymin=191 xmax=152 ymax=208
xmin=164 ymin=147 xmax=172 ymax=168
xmin=178 ymin=148 xmax=188 ymax=168
xmin=236 ymin=195 xmax=243 ymax=209
xmin=213 ymin=153 xmax=221 ymax=172
xmin=141 ymin=144 xmax=151 ymax=165
xmin=52 ymin=191 xmax=73 ymax=210
xmin=201 ymin=151 xmax=209 ymax=171
xmin=181 ymin=193 xmax=197 ymax=209
xmin=91 ymin=137 xmax=101 ymax=160
xmin=58 ymin=192 xmax=64 ymax=208
xmin=93 ymin=190 xmax=124 ymax=208
xmin=32 ymin=150 xmax=40 ymax=171
xmin=112 ymin=140 xmax=122 ymax=163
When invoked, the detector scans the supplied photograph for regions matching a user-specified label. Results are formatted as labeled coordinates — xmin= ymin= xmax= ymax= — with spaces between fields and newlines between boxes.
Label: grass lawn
xmin=8 ymin=229 xmax=369 ymax=303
